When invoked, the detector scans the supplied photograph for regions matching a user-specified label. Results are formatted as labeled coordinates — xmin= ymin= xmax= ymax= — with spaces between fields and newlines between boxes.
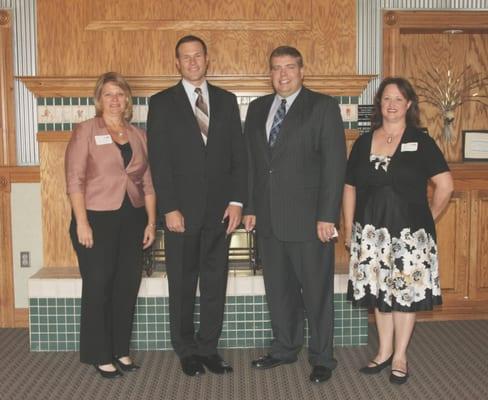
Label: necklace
xmin=106 ymin=125 xmax=125 ymax=138
xmin=384 ymin=130 xmax=403 ymax=144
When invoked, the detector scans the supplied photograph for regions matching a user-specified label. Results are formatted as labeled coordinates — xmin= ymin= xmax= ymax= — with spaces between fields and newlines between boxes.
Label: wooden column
xmin=0 ymin=10 xmax=16 ymax=165
xmin=38 ymin=133 xmax=78 ymax=267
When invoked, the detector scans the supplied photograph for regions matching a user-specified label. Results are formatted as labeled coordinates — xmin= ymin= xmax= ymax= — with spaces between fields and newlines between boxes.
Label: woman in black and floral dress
xmin=343 ymin=77 xmax=453 ymax=384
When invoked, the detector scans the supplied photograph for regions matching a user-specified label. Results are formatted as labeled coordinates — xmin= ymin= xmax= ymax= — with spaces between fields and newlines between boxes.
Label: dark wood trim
xmin=383 ymin=10 xmax=488 ymax=31
xmin=0 ymin=167 xmax=14 ymax=327
xmin=14 ymin=308 xmax=28 ymax=328
xmin=383 ymin=10 xmax=488 ymax=77
xmin=19 ymin=75 xmax=375 ymax=97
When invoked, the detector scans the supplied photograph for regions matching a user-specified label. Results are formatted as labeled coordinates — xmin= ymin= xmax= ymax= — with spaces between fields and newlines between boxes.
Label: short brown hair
xmin=269 ymin=46 xmax=304 ymax=69
xmin=94 ymin=72 xmax=133 ymax=121
xmin=175 ymin=35 xmax=208 ymax=58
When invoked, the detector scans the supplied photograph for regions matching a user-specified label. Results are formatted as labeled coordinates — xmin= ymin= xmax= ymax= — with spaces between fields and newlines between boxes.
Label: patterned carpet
xmin=1 ymin=320 xmax=487 ymax=400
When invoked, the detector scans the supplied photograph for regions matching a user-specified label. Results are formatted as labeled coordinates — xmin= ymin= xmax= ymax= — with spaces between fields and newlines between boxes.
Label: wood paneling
xmin=470 ymin=190 xmax=488 ymax=300
xmin=383 ymin=11 xmax=488 ymax=162
xmin=436 ymin=191 xmax=469 ymax=301
xmin=37 ymin=0 xmax=356 ymax=77
xmin=399 ymin=32 xmax=488 ymax=162
xmin=20 ymin=75 xmax=374 ymax=98
xmin=0 ymin=9 xmax=16 ymax=165
xmin=86 ymin=20 xmax=311 ymax=31
xmin=38 ymin=136 xmax=77 ymax=267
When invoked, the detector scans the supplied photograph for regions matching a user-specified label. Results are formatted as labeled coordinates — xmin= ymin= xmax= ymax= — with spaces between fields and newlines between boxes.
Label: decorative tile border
xmin=29 ymin=294 xmax=367 ymax=351
xmin=36 ymin=95 xmax=360 ymax=132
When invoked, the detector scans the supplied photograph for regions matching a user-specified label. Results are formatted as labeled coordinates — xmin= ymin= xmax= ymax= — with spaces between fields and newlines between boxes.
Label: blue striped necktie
xmin=268 ymin=99 xmax=287 ymax=147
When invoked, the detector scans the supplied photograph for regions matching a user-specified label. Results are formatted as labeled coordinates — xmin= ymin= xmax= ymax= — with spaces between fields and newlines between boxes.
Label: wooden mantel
xmin=19 ymin=75 xmax=375 ymax=97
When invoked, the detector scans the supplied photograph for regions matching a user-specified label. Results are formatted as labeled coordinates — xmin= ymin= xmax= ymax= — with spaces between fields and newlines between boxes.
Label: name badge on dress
xmin=95 ymin=134 xmax=113 ymax=145
xmin=401 ymin=142 xmax=418 ymax=152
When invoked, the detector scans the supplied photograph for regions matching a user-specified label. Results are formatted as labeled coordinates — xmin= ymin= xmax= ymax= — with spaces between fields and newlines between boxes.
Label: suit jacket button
xmin=269 ymin=169 xmax=273 ymax=174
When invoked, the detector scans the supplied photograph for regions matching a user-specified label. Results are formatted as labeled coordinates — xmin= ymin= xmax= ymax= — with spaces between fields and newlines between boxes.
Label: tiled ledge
xmin=28 ymin=267 xmax=350 ymax=298
xmin=28 ymin=268 xmax=366 ymax=351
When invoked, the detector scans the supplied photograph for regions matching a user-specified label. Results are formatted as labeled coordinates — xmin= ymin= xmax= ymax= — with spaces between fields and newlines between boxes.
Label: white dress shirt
xmin=182 ymin=79 xmax=210 ymax=145
xmin=266 ymin=87 xmax=302 ymax=140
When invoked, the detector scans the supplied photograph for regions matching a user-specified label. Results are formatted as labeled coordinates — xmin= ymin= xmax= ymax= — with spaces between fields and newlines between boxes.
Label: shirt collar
xmin=182 ymin=79 xmax=209 ymax=99
xmin=273 ymin=87 xmax=302 ymax=109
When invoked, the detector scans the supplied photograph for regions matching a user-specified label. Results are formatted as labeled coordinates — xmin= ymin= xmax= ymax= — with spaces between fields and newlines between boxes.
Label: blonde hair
xmin=94 ymin=72 xmax=133 ymax=121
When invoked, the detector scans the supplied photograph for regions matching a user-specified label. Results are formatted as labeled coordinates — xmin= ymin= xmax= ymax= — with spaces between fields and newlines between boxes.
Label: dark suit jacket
xmin=147 ymin=81 xmax=247 ymax=233
xmin=65 ymin=117 xmax=154 ymax=210
xmin=244 ymin=87 xmax=347 ymax=242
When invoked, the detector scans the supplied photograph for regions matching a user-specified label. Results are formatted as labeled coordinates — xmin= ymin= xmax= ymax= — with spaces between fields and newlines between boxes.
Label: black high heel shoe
xmin=113 ymin=357 xmax=140 ymax=372
xmin=359 ymin=354 xmax=393 ymax=374
xmin=93 ymin=364 xmax=123 ymax=379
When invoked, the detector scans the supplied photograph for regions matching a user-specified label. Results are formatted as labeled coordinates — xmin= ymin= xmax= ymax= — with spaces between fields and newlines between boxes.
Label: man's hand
xmin=317 ymin=221 xmax=337 ymax=243
xmin=243 ymin=215 xmax=256 ymax=232
xmin=165 ymin=210 xmax=185 ymax=233
xmin=223 ymin=204 xmax=242 ymax=235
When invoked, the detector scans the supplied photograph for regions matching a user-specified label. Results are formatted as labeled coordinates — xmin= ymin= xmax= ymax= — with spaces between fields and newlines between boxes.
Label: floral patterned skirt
xmin=347 ymin=222 xmax=442 ymax=312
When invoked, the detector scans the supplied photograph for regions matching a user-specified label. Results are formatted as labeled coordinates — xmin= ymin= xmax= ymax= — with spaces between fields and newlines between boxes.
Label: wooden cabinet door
xmin=436 ymin=190 xmax=470 ymax=304
xmin=469 ymin=190 xmax=488 ymax=301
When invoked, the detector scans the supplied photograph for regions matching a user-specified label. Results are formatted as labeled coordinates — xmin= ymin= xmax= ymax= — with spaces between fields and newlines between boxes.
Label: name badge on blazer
xmin=95 ymin=134 xmax=113 ymax=145
xmin=401 ymin=142 xmax=418 ymax=152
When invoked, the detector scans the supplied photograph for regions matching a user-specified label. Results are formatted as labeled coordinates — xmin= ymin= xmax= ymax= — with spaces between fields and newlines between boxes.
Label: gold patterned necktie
xmin=194 ymin=87 xmax=209 ymax=138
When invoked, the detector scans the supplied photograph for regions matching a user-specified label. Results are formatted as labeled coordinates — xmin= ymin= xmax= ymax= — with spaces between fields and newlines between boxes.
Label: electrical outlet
xmin=20 ymin=251 xmax=30 ymax=268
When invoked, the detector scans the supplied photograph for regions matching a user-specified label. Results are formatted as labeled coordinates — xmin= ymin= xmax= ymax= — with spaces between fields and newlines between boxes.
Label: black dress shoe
xmin=114 ymin=357 xmax=140 ymax=372
xmin=195 ymin=354 xmax=233 ymax=374
xmin=389 ymin=365 xmax=409 ymax=385
xmin=251 ymin=354 xmax=296 ymax=369
xmin=93 ymin=364 xmax=123 ymax=379
xmin=359 ymin=355 xmax=393 ymax=374
xmin=310 ymin=366 xmax=332 ymax=383
xmin=180 ymin=355 xmax=205 ymax=377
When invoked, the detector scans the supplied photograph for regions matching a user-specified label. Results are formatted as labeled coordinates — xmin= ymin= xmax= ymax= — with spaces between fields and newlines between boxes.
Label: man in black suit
xmin=147 ymin=35 xmax=247 ymax=377
xmin=243 ymin=46 xmax=346 ymax=383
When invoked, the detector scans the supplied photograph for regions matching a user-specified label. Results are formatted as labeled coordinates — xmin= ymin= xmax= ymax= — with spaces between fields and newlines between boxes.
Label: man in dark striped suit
xmin=243 ymin=46 xmax=346 ymax=384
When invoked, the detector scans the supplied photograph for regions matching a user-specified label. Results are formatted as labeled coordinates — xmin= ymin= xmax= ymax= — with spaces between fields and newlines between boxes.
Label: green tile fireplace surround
xmin=28 ymin=269 xmax=367 ymax=352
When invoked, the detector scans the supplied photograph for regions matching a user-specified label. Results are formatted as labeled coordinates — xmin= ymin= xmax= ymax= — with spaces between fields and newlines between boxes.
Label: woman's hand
xmin=143 ymin=224 xmax=156 ymax=249
xmin=344 ymin=229 xmax=352 ymax=251
xmin=77 ymin=222 xmax=94 ymax=248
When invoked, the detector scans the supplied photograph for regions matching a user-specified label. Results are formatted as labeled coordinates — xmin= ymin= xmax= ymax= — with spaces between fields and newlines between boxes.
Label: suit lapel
xmin=207 ymin=83 xmax=219 ymax=145
xmin=173 ymin=81 xmax=205 ymax=146
xmin=257 ymin=95 xmax=275 ymax=162
xmin=271 ymin=88 xmax=306 ymax=160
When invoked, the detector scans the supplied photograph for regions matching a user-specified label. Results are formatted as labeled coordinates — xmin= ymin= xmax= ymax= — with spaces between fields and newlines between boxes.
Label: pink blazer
xmin=65 ymin=117 xmax=155 ymax=211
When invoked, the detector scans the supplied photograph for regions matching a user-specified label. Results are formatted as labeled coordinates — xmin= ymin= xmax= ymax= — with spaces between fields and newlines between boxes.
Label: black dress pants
xmin=69 ymin=199 xmax=146 ymax=365
xmin=164 ymin=226 xmax=230 ymax=358
xmin=259 ymin=233 xmax=337 ymax=369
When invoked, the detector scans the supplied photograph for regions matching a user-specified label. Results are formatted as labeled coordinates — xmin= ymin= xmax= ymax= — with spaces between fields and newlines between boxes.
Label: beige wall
xmin=11 ymin=183 xmax=43 ymax=308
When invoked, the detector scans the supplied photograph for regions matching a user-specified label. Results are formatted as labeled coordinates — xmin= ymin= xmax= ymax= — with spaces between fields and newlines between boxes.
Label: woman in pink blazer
xmin=65 ymin=72 xmax=156 ymax=379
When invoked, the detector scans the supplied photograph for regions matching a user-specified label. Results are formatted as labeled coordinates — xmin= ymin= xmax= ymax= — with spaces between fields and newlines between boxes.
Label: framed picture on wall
xmin=462 ymin=131 xmax=488 ymax=161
